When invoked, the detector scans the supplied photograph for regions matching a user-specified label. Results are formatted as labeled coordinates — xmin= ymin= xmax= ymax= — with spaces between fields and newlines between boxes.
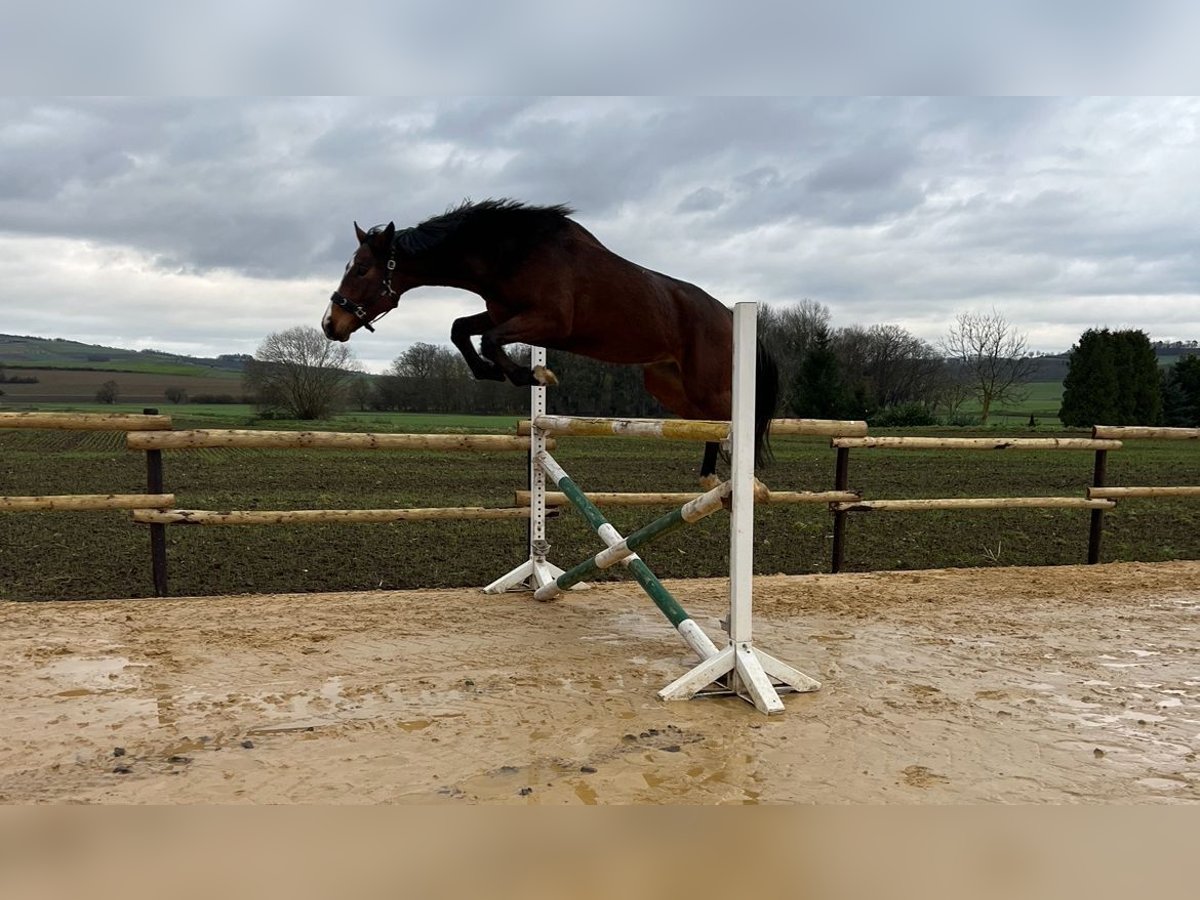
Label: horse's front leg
xmin=480 ymin=316 xmax=559 ymax=387
xmin=451 ymin=311 xmax=506 ymax=381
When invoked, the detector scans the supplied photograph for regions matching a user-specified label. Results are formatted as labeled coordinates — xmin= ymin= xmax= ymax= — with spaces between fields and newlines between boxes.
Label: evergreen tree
xmin=1162 ymin=354 xmax=1200 ymax=426
xmin=1060 ymin=329 xmax=1120 ymax=426
xmin=789 ymin=325 xmax=848 ymax=418
xmin=1060 ymin=328 xmax=1162 ymax=427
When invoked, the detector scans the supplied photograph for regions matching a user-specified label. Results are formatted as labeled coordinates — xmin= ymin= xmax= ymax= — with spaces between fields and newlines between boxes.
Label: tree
xmin=164 ymin=386 xmax=188 ymax=404
xmin=243 ymin=326 xmax=361 ymax=420
xmin=95 ymin=380 xmax=119 ymax=404
xmin=942 ymin=310 xmax=1035 ymax=425
xmin=1060 ymin=328 xmax=1161 ymax=427
xmin=347 ymin=375 xmax=373 ymax=412
xmin=759 ymin=300 xmax=833 ymax=410
xmin=383 ymin=343 xmax=475 ymax=412
xmin=788 ymin=323 xmax=849 ymax=418
xmin=828 ymin=323 xmax=942 ymax=417
xmin=1162 ymin=354 xmax=1200 ymax=426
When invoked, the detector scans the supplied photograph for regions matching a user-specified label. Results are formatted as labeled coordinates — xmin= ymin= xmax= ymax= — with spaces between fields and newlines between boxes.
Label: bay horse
xmin=321 ymin=199 xmax=779 ymax=483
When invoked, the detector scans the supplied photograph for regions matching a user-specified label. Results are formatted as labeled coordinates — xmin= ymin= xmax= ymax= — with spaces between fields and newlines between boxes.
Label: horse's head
xmin=322 ymin=221 xmax=402 ymax=341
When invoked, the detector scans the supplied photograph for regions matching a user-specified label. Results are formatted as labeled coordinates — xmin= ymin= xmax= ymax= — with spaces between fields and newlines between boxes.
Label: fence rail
xmin=1092 ymin=425 xmax=1200 ymax=440
xmin=831 ymin=436 xmax=1122 ymax=451
xmin=127 ymin=429 xmax=544 ymax=452
xmin=0 ymin=493 xmax=175 ymax=511
xmin=132 ymin=507 xmax=534 ymax=526
xmin=833 ymin=496 xmax=1115 ymax=513
xmin=0 ymin=411 xmax=172 ymax=431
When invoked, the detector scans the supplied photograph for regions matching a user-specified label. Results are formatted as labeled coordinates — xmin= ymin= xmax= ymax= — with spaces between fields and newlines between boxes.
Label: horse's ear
xmin=354 ymin=222 xmax=367 ymax=244
xmin=383 ymin=222 xmax=395 ymax=243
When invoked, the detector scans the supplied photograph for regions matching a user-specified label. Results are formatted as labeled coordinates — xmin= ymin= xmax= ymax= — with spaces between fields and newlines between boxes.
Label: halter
xmin=329 ymin=243 xmax=399 ymax=333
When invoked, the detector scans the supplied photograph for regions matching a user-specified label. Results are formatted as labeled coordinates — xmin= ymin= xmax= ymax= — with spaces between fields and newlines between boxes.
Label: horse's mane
xmin=394 ymin=199 xmax=576 ymax=257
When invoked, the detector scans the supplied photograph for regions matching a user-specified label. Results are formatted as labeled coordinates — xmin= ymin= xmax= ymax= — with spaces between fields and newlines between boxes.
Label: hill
xmin=0 ymin=333 xmax=250 ymax=376
xmin=0 ymin=334 xmax=248 ymax=405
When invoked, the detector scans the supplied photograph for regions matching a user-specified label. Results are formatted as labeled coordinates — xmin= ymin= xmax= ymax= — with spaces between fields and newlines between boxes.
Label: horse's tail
xmin=754 ymin=338 xmax=779 ymax=468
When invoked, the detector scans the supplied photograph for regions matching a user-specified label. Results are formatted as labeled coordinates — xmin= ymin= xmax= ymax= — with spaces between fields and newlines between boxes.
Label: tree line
xmin=238 ymin=312 xmax=1200 ymax=429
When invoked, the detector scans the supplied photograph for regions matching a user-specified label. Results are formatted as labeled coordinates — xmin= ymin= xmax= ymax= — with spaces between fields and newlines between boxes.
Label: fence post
xmin=1088 ymin=448 xmax=1108 ymax=564
xmin=143 ymin=408 xmax=169 ymax=596
xmin=831 ymin=446 xmax=850 ymax=573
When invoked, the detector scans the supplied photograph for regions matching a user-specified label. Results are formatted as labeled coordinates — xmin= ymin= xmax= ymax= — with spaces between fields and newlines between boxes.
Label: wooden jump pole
xmin=517 ymin=417 xmax=868 ymax=438
xmin=533 ymin=415 xmax=731 ymax=442
xmin=515 ymin=488 xmax=861 ymax=506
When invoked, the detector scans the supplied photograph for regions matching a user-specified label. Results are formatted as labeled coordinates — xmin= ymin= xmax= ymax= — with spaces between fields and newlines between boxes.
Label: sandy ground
xmin=1 ymin=561 xmax=1198 ymax=804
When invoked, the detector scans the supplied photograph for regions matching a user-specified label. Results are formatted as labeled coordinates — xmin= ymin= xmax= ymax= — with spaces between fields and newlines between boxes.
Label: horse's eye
xmin=354 ymin=265 xmax=369 ymax=277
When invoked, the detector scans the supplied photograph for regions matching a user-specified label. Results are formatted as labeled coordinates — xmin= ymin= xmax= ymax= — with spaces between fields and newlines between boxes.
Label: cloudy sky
xmin=1 ymin=96 xmax=1198 ymax=373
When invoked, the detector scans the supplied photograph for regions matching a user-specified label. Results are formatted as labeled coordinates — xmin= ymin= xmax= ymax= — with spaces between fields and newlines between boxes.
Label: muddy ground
xmin=1 ymin=561 xmax=1197 ymax=803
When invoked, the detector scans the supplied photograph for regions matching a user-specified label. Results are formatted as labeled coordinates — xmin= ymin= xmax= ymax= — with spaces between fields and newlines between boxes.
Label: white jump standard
xmin=483 ymin=345 xmax=572 ymax=594
xmin=488 ymin=302 xmax=821 ymax=714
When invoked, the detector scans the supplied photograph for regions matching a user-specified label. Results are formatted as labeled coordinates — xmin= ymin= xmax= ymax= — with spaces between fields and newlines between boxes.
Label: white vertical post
xmin=528 ymin=345 xmax=549 ymax=559
xmin=658 ymin=301 xmax=820 ymax=713
xmin=483 ymin=346 xmax=573 ymax=594
xmin=728 ymin=302 xmax=757 ymax=647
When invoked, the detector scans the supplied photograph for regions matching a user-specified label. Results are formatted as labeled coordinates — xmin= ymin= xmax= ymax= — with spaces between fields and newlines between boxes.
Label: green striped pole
xmin=536 ymin=451 xmax=721 ymax=660
xmin=534 ymin=479 xmax=731 ymax=602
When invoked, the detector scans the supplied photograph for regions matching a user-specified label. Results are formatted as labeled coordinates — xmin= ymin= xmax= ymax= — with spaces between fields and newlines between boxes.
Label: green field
xmin=958 ymin=380 xmax=1064 ymax=426
xmin=2 ymin=412 xmax=1198 ymax=601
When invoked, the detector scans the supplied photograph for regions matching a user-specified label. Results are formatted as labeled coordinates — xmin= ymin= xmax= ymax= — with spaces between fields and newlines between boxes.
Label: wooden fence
xmin=3 ymin=408 xmax=1199 ymax=598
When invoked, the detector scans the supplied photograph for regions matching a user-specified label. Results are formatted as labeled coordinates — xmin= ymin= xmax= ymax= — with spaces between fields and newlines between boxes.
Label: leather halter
xmin=329 ymin=245 xmax=399 ymax=333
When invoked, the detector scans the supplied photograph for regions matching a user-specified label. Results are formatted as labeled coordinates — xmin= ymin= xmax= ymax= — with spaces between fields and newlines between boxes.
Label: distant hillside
xmin=0 ymin=334 xmax=248 ymax=405
xmin=0 ymin=334 xmax=249 ymax=376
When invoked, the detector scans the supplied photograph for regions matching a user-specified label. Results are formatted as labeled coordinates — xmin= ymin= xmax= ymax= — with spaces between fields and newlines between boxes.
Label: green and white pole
xmin=535 ymin=450 xmax=721 ymax=661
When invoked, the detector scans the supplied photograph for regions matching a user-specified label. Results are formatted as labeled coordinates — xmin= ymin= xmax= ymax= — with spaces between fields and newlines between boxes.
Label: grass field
xmin=959 ymin=380 xmax=1064 ymax=426
xmin=2 ymin=411 xmax=1198 ymax=601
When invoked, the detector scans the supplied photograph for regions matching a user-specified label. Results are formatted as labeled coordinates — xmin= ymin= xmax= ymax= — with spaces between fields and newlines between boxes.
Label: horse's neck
xmin=405 ymin=254 xmax=490 ymax=295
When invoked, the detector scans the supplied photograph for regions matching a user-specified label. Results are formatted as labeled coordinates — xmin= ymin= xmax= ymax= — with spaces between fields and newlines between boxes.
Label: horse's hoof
xmin=533 ymin=365 xmax=558 ymax=386
xmin=753 ymin=478 xmax=771 ymax=503
xmin=698 ymin=474 xmax=721 ymax=492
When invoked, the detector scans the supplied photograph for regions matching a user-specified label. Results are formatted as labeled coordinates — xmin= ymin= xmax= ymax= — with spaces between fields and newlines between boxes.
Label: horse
xmin=321 ymin=199 xmax=779 ymax=485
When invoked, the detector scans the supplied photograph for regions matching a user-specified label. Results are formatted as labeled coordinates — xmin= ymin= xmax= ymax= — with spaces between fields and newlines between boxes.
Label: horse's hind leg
xmin=699 ymin=442 xmax=721 ymax=487
xmin=644 ymin=362 xmax=722 ymax=487
xmin=480 ymin=314 xmax=561 ymax=387
xmin=451 ymin=311 xmax=505 ymax=381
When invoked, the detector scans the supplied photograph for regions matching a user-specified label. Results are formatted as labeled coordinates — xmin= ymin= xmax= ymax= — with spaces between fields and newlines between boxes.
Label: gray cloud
xmin=2 ymin=96 xmax=1200 ymax=372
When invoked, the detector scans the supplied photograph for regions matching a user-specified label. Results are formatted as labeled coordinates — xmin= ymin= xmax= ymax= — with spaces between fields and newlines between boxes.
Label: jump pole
xmin=534 ymin=450 xmax=722 ymax=663
xmin=484 ymin=345 xmax=573 ymax=593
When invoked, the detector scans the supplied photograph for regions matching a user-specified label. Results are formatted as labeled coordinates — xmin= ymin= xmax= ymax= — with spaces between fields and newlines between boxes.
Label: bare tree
xmin=164 ymin=386 xmax=188 ymax=404
xmin=95 ymin=379 xmax=119 ymax=404
xmin=244 ymin=326 xmax=361 ymax=419
xmin=942 ymin=310 xmax=1035 ymax=425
